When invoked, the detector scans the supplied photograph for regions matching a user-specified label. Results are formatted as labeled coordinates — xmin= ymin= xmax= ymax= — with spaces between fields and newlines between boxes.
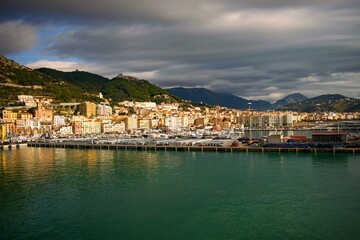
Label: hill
xmin=272 ymin=93 xmax=308 ymax=109
xmin=167 ymin=87 xmax=272 ymax=110
xmin=0 ymin=56 xmax=101 ymax=105
xmin=102 ymin=74 xmax=180 ymax=103
xmin=280 ymin=94 xmax=360 ymax=112
xmin=38 ymin=68 xmax=180 ymax=104
xmin=36 ymin=68 xmax=108 ymax=93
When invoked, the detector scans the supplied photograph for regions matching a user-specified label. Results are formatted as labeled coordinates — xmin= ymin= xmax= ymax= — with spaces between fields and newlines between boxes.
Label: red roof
xmin=290 ymin=135 xmax=307 ymax=139
xmin=312 ymin=132 xmax=347 ymax=135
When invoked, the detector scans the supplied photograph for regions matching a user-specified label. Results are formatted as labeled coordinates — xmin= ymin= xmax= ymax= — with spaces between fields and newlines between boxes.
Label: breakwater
xmin=27 ymin=142 xmax=360 ymax=154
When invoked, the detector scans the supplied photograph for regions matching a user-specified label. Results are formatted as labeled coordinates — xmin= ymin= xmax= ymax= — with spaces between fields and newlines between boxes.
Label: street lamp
xmin=248 ymin=103 xmax=252 ymax=141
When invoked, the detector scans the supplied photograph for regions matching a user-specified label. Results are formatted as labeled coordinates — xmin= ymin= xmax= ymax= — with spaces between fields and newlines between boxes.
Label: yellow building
xmin=1 ymin=110 xmax=18 ymax=122
xmin=33 ymin=102 xmax=53 ymax=122
xmin=125 ymin=116 xmax=138 ymax=131
xmin=82 ymin=121 xmax=101 ymax=135
xmin=80 ymin=101 xmax=96 ymax=117
xmin=138 ymin=118 xmax=150 ymax=129
xmin=1 ymin=124 xmax=5 ymax=142
xmin=20 ymin=113 xmax=33 ymax=120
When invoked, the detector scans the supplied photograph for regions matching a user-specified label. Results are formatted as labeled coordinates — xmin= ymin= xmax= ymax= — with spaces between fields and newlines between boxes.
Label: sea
xmin=1 ymin=147 xmax=360 ymax=240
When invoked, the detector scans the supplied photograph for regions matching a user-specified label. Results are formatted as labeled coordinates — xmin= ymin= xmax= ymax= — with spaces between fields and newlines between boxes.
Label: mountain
xmin=0 ymin=56 xmax=179 ymax=105
xmin=37 ymin=68 xmax=108 ymax=93
xmin=102 ymin=74 xmax=180 ymax=103
xmin=272 ymin=93 xmax=308 ymax=109
xmin=167 ymin=87 xmax=272 ymax=110
xmin=38 ymin=68 xmax=180 ymax=104
xmin=280 ymin=94 xmax=360 ymax=112
xmin=0 ymin=55 xmax=101 ymax=105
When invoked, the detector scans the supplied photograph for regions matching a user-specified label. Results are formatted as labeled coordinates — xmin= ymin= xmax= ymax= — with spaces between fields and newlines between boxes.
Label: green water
xmin=1 ymin=148 xmax=360 ymax=240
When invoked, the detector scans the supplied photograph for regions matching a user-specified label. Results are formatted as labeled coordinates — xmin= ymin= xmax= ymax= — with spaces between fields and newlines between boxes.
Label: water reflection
xmin=311 ymin=153 xmax=349 ymax=164
xmin=1 ymin=152 xmax=6 ymax=171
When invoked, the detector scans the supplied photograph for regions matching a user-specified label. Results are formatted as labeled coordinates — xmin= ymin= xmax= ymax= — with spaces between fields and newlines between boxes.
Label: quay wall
xmin=1 ymin=143 xmax=28 ymax=150
xmin=26 ymin=142 xmax=360 ymax=154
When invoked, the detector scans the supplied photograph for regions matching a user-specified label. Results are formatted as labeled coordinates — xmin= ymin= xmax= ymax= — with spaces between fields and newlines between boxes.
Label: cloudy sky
xmin=1 ymin=0 xmax=359 ymax=102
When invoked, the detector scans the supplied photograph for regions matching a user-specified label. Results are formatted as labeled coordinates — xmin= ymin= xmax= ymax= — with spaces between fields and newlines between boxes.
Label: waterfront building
xmin=251 ymin=115 xmax=262 ymax=128
xmin=113 ymin=122 xmax=126 ymax=132
xmin=161 ymin=116 xmax=182 ymax=129
xmin=181 ymin=116 xmax=189 ymax=128
xmin=53 ymin=115 xmax=66 ymax=126
xmin=312 ymin=132 xmax=347 ymax=143
xmin=72 ymin=122 xmax=83 ymax=135
xmin=59 ymin=126 xmax=73 ymax=135
xmin=102 ymin=120 xmax=114 ymax=133
xmin=262 ymin=114 xmax=275 ymax=128
xmin=268 ymin=134 xmax=283 ymax=143
xmin=125 ymin=115 xmax=138 ymax=131
xmin=282 ymin=114 xmax=294 ymax=127
xmin=138 ymin=118 xmax=150 ymax=129
xmin=1 ymin=122 xmax=15 ymax=137
xmin=149 ymin=118 xmax=159 ymax=128
xmin=82 ymin=121 xmax=101 ymax=135
xmin=1 ymin=110 xmax=18 ymax=122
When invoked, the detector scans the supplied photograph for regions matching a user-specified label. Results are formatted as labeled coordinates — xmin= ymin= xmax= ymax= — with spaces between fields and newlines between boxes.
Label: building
xmin=113 ymin=122 xmax=126 ymax=132
xmin=72 ymin=121 xmax=83 ymax=135
xmin=1 ymin=110 xmax=18 ymax=122
xmin=33 ymin=102 xmax=53 ymax=122
xmin=20 ymin=113 xmax=33 ymax=120
xmin=80 ymin=101 xmax=96 ymax=117
xmin=96 ymin=104 xmax=112 ymax=116
xmin=268 ymin=134 xmax=283 ymax=143
xmin=125 ymin=115 xmax=138 ymax=131
xmin=312 ymin=132 xmax=347 ymax=143
xmin=18 ymin=95 xmax=37 ymax=107
xmin=82 ymin=121 xmax=101 ymax=135
xmin=59 ymin=126 xmax=73 ymax=135
xmin=134 ymin=102 xmax=157 ymax=109
xmin=138 ymin=119 xmax=150 ymax=129
xmin=53 ymin=115 xmax=66 ymax=126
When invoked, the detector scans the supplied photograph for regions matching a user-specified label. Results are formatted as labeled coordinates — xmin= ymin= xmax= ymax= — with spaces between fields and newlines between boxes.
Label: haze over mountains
xmin=1 ymin=55 xmax=360 ymax=112
xmin=167 ymin=87 xmax=308 ymax=110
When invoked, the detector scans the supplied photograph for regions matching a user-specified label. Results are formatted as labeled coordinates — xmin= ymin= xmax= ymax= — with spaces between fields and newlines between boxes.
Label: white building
xmin=96 ymin=104 xmax=112 ymax=116
xmin=134 ymin=102 xmax=157 ymax=109
xmin=53 ymin=115 xmax=66 ymax=126
xmin=59 ymin=126 xmax=73 ymax=135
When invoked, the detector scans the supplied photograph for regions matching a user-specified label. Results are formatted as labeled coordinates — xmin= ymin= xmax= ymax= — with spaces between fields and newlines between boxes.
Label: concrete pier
xmin=1 ymin=143 xmax=28 ymax=150
xmin=26 ymin=142 xmax=360 ymax=154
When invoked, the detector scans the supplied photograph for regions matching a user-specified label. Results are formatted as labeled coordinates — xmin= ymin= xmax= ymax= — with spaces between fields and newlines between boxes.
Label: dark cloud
xmin=0 ymin=21 xmax=36 ymax=55
xmin=1 ymin=0 xmax=360 ymax=101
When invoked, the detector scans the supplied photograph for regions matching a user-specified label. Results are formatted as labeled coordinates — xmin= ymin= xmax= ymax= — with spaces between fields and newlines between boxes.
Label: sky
xmin=1 ymin=0 xmax=360 ymax=102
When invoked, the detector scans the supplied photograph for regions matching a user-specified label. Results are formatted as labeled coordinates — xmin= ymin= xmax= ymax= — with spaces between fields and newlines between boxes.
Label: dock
xmin=1 ymin=143 xmax=28 ymax=150
xmin=26 ymin=142 xmax=360 ymax=154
